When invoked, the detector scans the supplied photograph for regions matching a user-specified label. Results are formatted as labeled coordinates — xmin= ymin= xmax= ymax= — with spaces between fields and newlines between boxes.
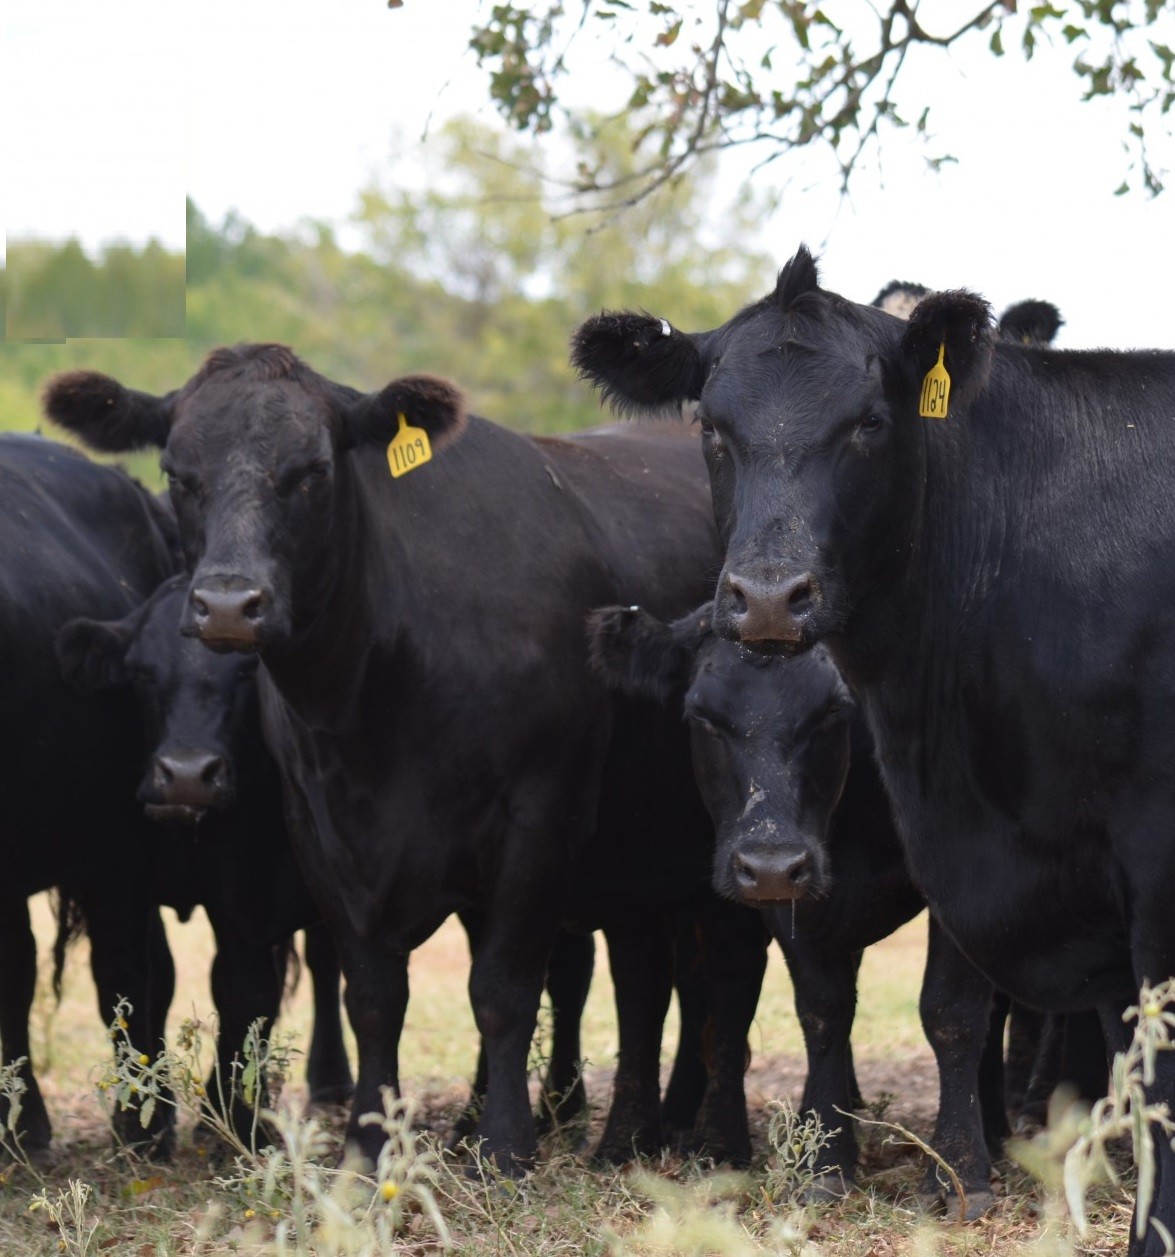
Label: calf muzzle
xmin=141 ymin=749 xmax=234 ymax=825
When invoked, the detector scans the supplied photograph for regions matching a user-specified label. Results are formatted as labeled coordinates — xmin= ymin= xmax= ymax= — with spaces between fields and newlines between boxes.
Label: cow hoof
xmin=308 ymin=1082 xmax=355 ymax=1108
xmin=917 ymin=1185 xmax=998 ymax=1223
xmin=801 ymin=1171 xmax=851 ymax=1203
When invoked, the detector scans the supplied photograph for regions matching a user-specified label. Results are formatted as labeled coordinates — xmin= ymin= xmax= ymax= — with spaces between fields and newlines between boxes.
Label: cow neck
xmin=832 ymin=408 xmax=1005 ymax=792
xmin=259 ymin=453 xmax=374 ymax=730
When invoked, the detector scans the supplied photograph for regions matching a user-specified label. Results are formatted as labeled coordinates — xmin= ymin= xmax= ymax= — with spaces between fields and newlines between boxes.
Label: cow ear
xmin=347 ymin=374 xmax=468 ymax=454
xmin=56 ymin=618 xmax=134 ymax=693
xmin=571 ymin=312 xmax=707 ymax=417
xmin=588 ymin=604 xmax=706 ymax=705
xmin=998 ymin=299 xmax=1063 ymax=346
xmin=43 ymin=372 xmax=174 ymax=451
xmin=898 ymin=290 xmax=995 ymax=412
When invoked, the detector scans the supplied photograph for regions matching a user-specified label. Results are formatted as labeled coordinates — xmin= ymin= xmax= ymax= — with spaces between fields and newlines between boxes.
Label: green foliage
xmin=1 ymin=122 xmax=769 ymax=463
xmin=455 ymin=1 xmax=1174 ymax=205
xmin=6 ymin=237 xmax=185 ymax=339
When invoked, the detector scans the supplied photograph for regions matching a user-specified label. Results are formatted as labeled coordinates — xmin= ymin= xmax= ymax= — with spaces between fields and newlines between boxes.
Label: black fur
xmin=587 ymin=604 xmax=711 ymax=706
xmin=570 ymin=312 xmax=706 ymax=416
xmin=998 ymin=299 xmax=1063 ymax=346
xmin=900 ymin=289 xmax=995 ymax=406
xmin=43 ymin=372 xmax=174 ymax=451
xmin=351 ymin=373 xmax=468 ymax=450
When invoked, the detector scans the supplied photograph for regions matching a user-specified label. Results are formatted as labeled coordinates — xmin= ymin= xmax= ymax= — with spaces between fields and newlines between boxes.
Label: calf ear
xmin=347 ymin=374 xmax=468 ymax=454
xmin=998 ymin=299 xmax=1063 ymax=346
xmin=588 ymin=604 xmax=705 ymax=705
xmin=56 ymin=618 xmax=134 ymax=693
xmin=570 ymin=312 xmax=706 ymax=417
xmin=898 ymin=290 xmax=995 ymax=414
xmin=43 ymin=372 xmax=174 ymax=451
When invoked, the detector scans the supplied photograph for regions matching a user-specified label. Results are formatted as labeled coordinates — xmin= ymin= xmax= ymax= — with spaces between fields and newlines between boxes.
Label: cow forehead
xmin=170 ymin=376 xmax=336 ymax=465
xmin=704 ymin=304 xmax=890 ymax=428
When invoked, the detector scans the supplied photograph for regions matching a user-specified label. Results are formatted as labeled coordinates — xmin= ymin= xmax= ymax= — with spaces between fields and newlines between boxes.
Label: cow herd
xmin=3 ymin=248 xmax=1173 ymax=1255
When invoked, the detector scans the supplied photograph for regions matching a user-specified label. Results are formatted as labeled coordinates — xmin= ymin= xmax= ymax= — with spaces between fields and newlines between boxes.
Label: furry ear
xmin=772 ymin=245 xmax=821 ymax=311
xmin=998 ymin=299 xmax=1063 ymax=346
xmin=898 ymin=290 xmax=995 ymax=412
xmin=588 ymin=603 xmax=709 ymax=705
xmin=43 ymin=371 xmax=174 ymax=452
xmin=347 ymin=374 xmax=468 ymax=454
xmin=570 ymin=312 xmax=707 ymax=417
xmin=56 ymin=617 xmax=134 ymax=693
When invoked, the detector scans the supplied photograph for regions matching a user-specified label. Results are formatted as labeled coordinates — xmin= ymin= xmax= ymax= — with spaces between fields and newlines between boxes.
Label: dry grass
xmin=0 ymin=897 xmax=1134 ymax=1256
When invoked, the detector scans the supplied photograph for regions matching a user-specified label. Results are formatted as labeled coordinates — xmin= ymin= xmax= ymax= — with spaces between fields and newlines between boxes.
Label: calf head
xmin=573 ymin=248 xmax=996 ymax=655
xmin=57 ymin=578 xmax=258 ymax=825
xmin=45 ymin=346 xmax=467 ymax=654
xmin=588 ymin=603 xmax=854 ymax=904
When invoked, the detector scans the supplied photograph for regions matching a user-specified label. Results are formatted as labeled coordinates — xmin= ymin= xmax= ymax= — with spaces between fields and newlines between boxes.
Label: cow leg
xmin=918 ymin=916 xmax=996 ymax=1220
xmin=340 ymin=937 xmax=410 ymax=1169
xmin=86 ymin=897 xmax=176 ymax=1159
xmin=661 ymin=919 xmax=708 ymax=1145
xmin=202 ymin=914 xmax=283 ymax=1150
xmin=449 ymin=910 xmax=487 ymax=1146
xmin=977 ymin=996 xmax=1011 ymax=1154
xmin=594 ymin=918 xmax=675 ymax=1163
xmin=774 ymin=926 xmax=861 ymax=1192
xmin=0 ymin=898 xmax=51 ymax=1154
xmin=536 ymin=928 xmax=593 ymax=1134
xmin=467 ymin=917 xmax=557 ymax=1175
xmin=303 ymin=923 xmax=354 ymax=1106
xmin=687 ymin=901 xmax=769 ymax=1167
xmin=1004 ymin=999 xmax=1041 ymax=1122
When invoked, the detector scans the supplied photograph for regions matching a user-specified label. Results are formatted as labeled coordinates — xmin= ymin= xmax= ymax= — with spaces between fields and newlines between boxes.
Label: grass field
xmin=0 ymin=897 xmax=1134 ymax=1255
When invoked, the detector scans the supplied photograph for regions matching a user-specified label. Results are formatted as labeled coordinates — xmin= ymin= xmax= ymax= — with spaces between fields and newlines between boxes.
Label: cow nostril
xmin=785 ymin=851 xmax=811 ymax=884
xmin=200 ymin=756 xmax=227 ymax=788
xmin=735 ymin=854 xmax=759 ymax=889
xmin=155 ymin=759 xmax=174 ymax=786
xmin=242 ymin=595 xmax=263 ymax=622
xmin=786 ymin=578 xmax=814 ymax=615
xmin=726 ymin=575 xmax=748 ymax=615
xmin=191 ymin=594 xmax=209 ymax=620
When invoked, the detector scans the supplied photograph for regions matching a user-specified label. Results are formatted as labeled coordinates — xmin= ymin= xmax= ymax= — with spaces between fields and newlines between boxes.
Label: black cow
xmin=590 ymin=603 xmax=1004 ymax=1211
xmin=56 ymin=576 xmax=355 ymax=1135
xmin=0 ymin=433 xmax=178 ymax=1155
xmin=43 ymin=346 xmax=734 ymax=1173
xmin=570 ymin=247 xmax=1175 ymax=1254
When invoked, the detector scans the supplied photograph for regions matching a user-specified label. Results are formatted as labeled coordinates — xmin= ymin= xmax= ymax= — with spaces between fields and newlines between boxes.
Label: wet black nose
xmin=152 ymin=751 xmax=231 ymax=805
xmin=733 ymin=849 xmax=814 ymax=902
xmin=721 ymin=571 xmax=816 ymax=644
xmin=186 ymin=578 xmax=271 ymax=651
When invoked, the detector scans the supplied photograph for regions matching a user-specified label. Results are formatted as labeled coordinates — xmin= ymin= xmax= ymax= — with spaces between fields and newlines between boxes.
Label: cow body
xmin=590 ymin=604 xmax=1002 ymax=1209
xmin=0 ymin=433 xmax=178 ymax=1153
xmin=571 ymin=251 xmax=1175 ymax=1252
xmin=56 ymin=577 xmax=355 ymax=1135
xmin=44 ymin=349 xmax=725 ymax=1171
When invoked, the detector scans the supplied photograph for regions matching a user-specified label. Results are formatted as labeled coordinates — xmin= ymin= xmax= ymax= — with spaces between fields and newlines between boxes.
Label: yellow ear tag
xmin=386 ymin=412 xmax=433 ymax=479
xmin=919 ymin=342 xmax=951 ymax=419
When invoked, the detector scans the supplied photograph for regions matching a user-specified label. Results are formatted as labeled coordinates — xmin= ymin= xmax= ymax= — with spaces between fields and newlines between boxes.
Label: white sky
xmin=3 ymin=0 xmax=1173 ymax=348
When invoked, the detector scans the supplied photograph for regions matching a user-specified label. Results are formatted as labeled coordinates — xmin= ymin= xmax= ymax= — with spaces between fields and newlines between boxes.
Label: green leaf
xmin=990 ymin=28 xmax=1004 ymax=56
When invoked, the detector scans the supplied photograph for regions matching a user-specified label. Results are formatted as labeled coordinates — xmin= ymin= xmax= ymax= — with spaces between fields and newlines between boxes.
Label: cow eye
xmin=857 ymin=414 xmax=885 ymax=436
xmin=166 ymin=471 xmax=200 ymax=498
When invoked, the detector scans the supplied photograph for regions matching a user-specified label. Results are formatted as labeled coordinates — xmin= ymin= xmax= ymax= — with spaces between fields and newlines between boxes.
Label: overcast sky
xmin=3 ymin=0 xmax=1173 ymax=348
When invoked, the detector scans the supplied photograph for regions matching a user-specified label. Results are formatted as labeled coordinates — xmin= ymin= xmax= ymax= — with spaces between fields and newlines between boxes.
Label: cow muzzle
xmin=140 ymin=749 xmax=234 ymax=825
xmin=184 ymin=575 xmax=272 ymax=653
xmin=729 ymin=844 xmax=822 ymax=904
xmin=715 ymin=569 xmax=818 ymax=647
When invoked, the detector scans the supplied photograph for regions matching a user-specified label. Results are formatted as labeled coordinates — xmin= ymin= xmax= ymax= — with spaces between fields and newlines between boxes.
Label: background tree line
xmin=0 ymin=116 xmax=775 ymax=485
